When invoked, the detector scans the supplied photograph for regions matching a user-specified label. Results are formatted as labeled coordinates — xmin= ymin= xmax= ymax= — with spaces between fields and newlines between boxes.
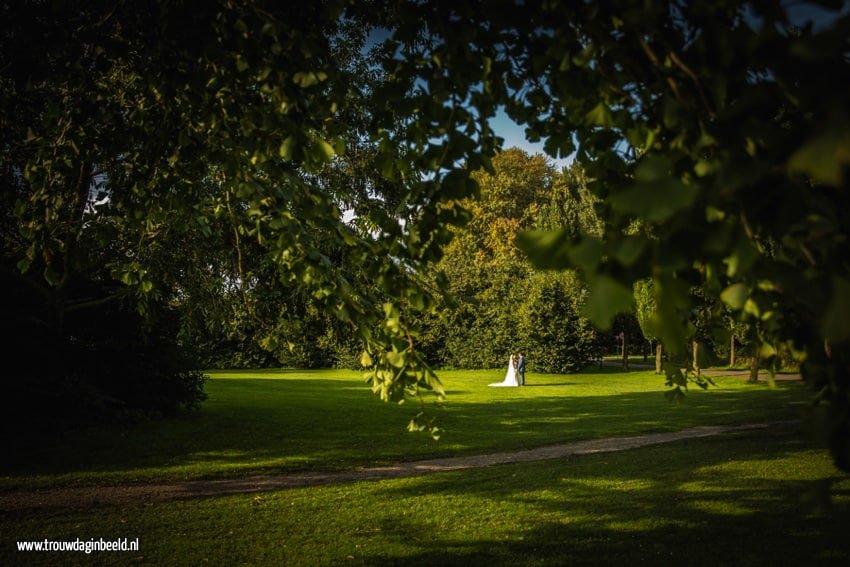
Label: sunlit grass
xmin=1 ymin=367 xmax=810 ymax=490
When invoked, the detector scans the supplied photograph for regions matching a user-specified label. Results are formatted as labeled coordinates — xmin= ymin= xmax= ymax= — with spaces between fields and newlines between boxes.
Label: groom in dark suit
xmin=517 ymin=352 xmax=526 ymax=385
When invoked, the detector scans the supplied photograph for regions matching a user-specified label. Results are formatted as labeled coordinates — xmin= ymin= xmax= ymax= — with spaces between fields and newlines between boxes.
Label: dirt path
xmin=0 ymin=422 xmax=792 ymax=513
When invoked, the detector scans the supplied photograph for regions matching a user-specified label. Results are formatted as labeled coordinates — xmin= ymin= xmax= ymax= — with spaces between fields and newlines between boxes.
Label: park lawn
xmin=1 ymin=426 xmax=847 ymax=566
xmin=1 ymin=368 xmax=811 ymax=490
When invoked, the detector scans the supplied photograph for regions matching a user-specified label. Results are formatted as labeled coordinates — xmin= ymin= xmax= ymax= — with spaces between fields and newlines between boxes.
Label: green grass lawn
xmin=2 ymin=368 xmax=810 ymax=490
xmin=2 ymin=426 xmax=847 ymax=566
xmin=2 ymin=367 xmax=847 ymax=565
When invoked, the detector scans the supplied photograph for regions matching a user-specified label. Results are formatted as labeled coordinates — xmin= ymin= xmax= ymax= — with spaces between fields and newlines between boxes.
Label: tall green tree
xmin=517 ymin=271 xmax=598 ymax=374
xmin=430 ymin=149 xmax=598 ymax=372
xmin=634 ymin=279 xmax=663 ymax=374
xmin=0 ymin=2 xmax=454 ymax=431
xmin=436 ymin=149 xmax=551 ymax=369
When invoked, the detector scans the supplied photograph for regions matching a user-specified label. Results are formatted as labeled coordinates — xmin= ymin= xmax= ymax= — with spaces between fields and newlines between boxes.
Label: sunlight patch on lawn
xmin=692 ymin=451 xmax=836 ymax=481
xmin=688 ymin=499 xmax=755 ymax=516
xmin=676 ymin=481 xmax=735 ymax=493
xmin=604 ymin=518 xmax=672 ymax=532
xmin=560 ymin=477 xmax=656 ymax=491
xmin=525 ymin=416 xmax=583 ymax=424
xmin=186 ymin=450 xmax=250 ymax=460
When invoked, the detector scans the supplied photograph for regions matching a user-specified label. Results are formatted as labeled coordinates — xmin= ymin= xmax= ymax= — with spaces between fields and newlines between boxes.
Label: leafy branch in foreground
xmin=380 ymin=0 xmax=850 ymax=466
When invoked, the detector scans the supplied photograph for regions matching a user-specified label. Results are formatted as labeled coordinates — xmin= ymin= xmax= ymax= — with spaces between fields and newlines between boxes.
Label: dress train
xmin=489 ymin=355 xmax=520 ymax=387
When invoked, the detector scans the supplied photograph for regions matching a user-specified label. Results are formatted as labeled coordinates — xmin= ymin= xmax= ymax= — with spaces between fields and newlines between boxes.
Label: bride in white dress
xmin=489 ymin=354 xmax=520 ymax=387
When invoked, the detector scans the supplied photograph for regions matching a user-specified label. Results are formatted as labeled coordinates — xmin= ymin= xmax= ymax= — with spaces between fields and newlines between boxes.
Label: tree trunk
xmin=622 ymin=332 xmax=629 ymax=371
xmin=730 ymin=336 xmax=736 ymax=368
xmin=692 ymin=340 xmax=700 ymax=376
xmin=748 ymin=352 xmax=760 ymax=383
xmin=655 ymin=342 xmax=663 ymax=374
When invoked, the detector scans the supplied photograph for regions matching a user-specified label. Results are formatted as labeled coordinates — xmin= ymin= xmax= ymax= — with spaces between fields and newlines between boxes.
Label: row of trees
xmin=183 ymin=147 xmax=770 ymax=379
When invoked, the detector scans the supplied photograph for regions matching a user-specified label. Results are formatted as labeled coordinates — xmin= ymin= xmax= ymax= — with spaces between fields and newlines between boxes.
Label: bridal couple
xmin=489 ymin=352 xmax=526 ymax=387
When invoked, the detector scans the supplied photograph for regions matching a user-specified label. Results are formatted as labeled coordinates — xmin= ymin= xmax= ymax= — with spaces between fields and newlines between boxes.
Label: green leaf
xmin=663 ymin=363 xmax=687 ymax=388
xmin=723 ymin=237 xmax=758 ymax=278
xmin=279 ymin=136 xmax=297 ymax=160
xmin=720 ymin=283 xmax=748 ymax=309
xmin=610 ymin=236 xmax=645 ymax=267
xmin=694 ymin=160 xmax=715 ymax=177
xmin=118 ymin=269 xmax=136 ymax=285
xmin=759 ymin=342 xmax=777 ymax=358
xmin=385 ymin=350 xmax=404 ymax=368
xmin=292 ymin=71 xmax=328 ymax=87
xmin=441 ymin=170 xmax=474 ymax=199
xmin=568 ymin=236 xmax=604 ymax=272
xmin=743 ymin=297 xmax=760 ymax=318
xmin=359 ymin=351 xmax=373 ymax=367
xmin=43 ymin=267 xmax=58 ymax=286
xmin=314 ymin=138 xmax=335 ymax=161
xmin=705 ymin=206 xmax=726 ymax=222
xmin=581 ymin=275 xmax=634 ymax=330
xmin=788 ymin=119 xmax=850 ymax=186
xmin=516 ymin=229 xmax=573 ymax=270
xmin=585 ymin=102 xmax=614 ymax=128
xmin=611 ymin=178 xmax=697 ymax=224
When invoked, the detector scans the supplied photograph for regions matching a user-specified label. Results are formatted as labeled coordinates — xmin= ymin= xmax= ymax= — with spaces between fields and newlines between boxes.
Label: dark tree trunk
xmin=655 ymin=342 xmax=663 ymax=374
xmin=730 ymin=336 xmax=736 ymax=368
xmin=692 ymin=340 xmax=700 ymax=376
xmin=748 ymin=352 xmax=760 ymax=383
xmin=622 ymin=332 xmax=629 ymax=371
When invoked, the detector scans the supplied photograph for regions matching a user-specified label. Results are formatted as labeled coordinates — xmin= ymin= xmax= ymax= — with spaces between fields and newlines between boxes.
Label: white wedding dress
xmin=489 ymin=355 xmax=520 ymax=387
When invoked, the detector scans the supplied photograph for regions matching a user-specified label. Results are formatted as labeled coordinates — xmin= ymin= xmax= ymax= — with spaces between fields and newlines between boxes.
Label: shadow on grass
xmin=355 ymin=428 xmax=849 ymax=565
xmin=0 ymin=376 xmax=811 ymax=488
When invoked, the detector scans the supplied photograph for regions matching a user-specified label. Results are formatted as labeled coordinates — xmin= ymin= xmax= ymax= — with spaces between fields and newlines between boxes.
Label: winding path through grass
xmin=1 ymin=421 xmax=795 ymax=512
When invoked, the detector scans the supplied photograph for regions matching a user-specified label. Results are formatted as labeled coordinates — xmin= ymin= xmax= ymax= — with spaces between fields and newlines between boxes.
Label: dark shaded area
xmin=0 ymin=268 xmax=207 ymax=436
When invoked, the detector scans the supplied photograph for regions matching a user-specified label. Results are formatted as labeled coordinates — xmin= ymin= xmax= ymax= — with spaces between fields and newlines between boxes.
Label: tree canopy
xmin=424 ymin=149 xmax=600 ymax=372
xmin=2 ymin=1 xmax=849 ymax=467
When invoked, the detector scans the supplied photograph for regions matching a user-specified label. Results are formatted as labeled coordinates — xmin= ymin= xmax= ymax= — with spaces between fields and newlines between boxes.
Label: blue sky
xmin=489 ymin=108 xmax=574 ymax=169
